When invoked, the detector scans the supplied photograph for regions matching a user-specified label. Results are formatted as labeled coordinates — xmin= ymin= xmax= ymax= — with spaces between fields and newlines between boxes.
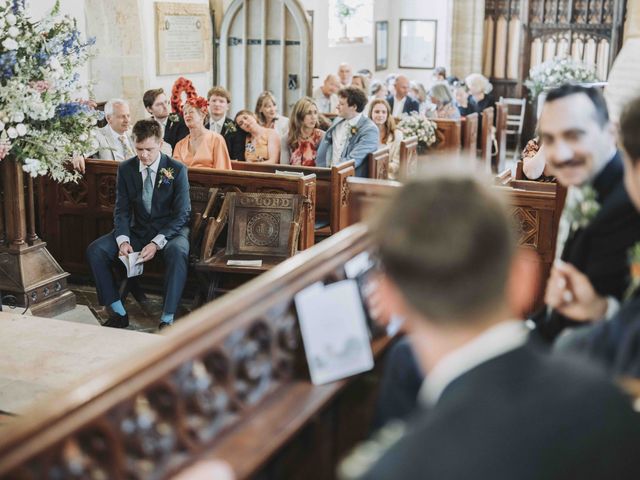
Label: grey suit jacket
xmin=91 ymin=125 xmax=135 ymax=161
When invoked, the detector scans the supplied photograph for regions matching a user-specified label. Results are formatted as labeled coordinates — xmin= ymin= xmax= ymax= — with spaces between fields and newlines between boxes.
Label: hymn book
xmin=120 ymin=252 xmax=144 ymax=278
xmin=295 ymin=280 xmax=374 ymax=385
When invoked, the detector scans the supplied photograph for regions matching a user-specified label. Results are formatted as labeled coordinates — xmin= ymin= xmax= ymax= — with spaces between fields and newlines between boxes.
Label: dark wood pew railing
xmin=460 ymin=113 xmax=479 ymax=154
xmin=480 ymin=107 xmax=495 ymax=173
xmin=494 ymin=102 xmax=508 ymax=173
xmin=0 ymin=223 xmax=395 ymax=480
xmin=230 ymin=160 xmax=355 ymax=238
xmin=367 ymin=146 xmax=390 ymax=180
xmin=398 ymin=136 xmax=418 ymax=180
xmin=432 ymin=118 xmax=462 ymax=153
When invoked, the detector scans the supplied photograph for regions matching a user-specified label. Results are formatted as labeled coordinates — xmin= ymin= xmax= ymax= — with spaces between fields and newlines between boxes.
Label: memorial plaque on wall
xmin=155 ymin=2 xmax=212 ymax=75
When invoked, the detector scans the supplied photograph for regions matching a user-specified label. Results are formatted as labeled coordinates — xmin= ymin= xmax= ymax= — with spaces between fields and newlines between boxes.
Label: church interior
xmin=1 ymin=0 xmax=640 ymax=478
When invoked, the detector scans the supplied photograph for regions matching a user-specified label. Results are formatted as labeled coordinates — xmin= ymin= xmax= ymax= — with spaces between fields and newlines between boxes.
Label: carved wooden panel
xmin=59 ymin=180 xmax=88 ymax=207
xmin=97 ymin=174 xmax=117 ymax=207
xmin=511 ymin=206 xmax=540 ymax=248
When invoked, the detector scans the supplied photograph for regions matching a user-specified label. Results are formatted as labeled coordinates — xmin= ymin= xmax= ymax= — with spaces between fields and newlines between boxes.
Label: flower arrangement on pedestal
xmin=0 ymin=0 xmax=99 ymax=182
xmin=396 ymin=112 xmax=438 ymax=152
xmin=524 ymin=57 xmax=598 ymax=101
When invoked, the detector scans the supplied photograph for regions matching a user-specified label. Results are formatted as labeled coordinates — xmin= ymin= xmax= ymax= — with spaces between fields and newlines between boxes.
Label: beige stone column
xmin=451 ymin=0 xmax=485 ymax=78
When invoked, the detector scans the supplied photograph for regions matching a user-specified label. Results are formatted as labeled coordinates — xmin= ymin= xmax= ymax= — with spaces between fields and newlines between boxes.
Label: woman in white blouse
xmin=368 ymin=98 xmax=403 ymax=180
xmin=255 ymin=91 xmax=290 ymax=137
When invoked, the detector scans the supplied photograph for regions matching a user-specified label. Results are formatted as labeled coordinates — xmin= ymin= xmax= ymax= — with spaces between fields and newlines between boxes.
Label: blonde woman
xmin=281 ymin=97 xmax=325 ymax=166
xmin=235 ymin=110 xmax=281 ymax=164
xmin=255 ymin=91 xmax=290 ymax=137
xmin=465 ymin=73 xmax=496 ymax=112
xmin=368 ymin=98 xmax=403 ymax=179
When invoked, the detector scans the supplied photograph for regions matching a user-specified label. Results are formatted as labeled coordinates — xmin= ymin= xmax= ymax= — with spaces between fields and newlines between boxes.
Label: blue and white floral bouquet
xmin=396 ymin=112 xmax=437 ymax=150
xmin=0 ymin=0 xmax=99 ymax=182
xmin=524 ymin=57 xmax=597 ymax=101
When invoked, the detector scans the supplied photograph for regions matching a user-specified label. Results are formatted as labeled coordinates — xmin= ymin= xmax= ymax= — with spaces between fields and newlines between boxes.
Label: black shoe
xmin=158 ymin=321 xmax=172 ymax=331
xmin=103 ymin=312 xmax=129 ymax=328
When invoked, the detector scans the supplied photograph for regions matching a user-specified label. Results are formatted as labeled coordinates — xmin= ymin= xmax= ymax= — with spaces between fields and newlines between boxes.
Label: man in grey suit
xmin=316 ymin=87 xmax=379 ymax=177
xmin=92 ymin=98 xmax=135 ymax=161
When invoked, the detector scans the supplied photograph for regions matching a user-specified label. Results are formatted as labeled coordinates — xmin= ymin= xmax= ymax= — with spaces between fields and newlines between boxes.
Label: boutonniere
xmin=566 ymin=185 xmax=600 ymax=233
xmin=168 ymin=113 xmax=180 ymax=123
xmin=158 ymin=167 xmax=174 ymax=188
xmin=349 ymin=125 xmax=359 ymax=136
xmin=626 ymin=242 xmax=640 ymax=299
xmin=224 ymin=120 xmax=237 ymax=133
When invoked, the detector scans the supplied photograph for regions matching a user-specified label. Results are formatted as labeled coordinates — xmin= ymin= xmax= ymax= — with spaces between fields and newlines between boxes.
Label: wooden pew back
xmin=398 ymin=136 xmax=418 ymax=179
xmin=0 ymin=224 xmax=393 ymax=480
xmin=432 ymin=118 xmax=462 ymax=152
xmin=495 ymin=102 xmax=508 ymax=173
xmin=460 ymin=113 xmax=478 ymax=154
xmin=230 ymin=160 xmax=355 ymax=235
xmin=481 ymin=107 xmax=495 ymax=172
xmin=39 ymin=160 xmax=317 ymax=277
xmin=367 ymin=146 xmax=391 ymax=180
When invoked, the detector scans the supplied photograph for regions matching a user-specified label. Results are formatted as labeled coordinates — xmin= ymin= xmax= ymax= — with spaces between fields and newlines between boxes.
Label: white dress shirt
xmin=392 ymin=96 xmax=407 ymax=117
xmin=116 ymin=153 xmax=167 ymax=250
xmin=209 ymin=117 xmax=225 ymax=134
xmin=418 ymin=320 xmax=529 ymax=407
xmin=331 ymin=113 xmax=362 ymax=166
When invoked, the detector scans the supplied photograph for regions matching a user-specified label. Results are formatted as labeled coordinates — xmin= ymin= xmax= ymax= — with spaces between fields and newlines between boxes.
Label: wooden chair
xmin=499 ymin=96 xmax=527 ymax=162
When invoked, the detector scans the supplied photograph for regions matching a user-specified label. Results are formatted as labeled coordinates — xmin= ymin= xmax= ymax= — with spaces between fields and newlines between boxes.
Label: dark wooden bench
xmin=432 ymin=118 xmax=462 ymax=153
xmin=38 ymin=160 xmax=318 ymax=280
xmin=367 ymin=146 xmax=391 ymax=180
xmin=230 ymin=160 xmax=355 ymax=240
xmin=460 ymin=112 xmax=478 ymax=154
xmin=0 ymin=224 xmax=397 ymax=480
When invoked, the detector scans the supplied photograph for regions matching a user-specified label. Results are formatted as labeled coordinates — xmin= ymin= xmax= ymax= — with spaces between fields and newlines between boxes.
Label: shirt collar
xmin=108 ymin=124 xmax=128 ymax=141
xmin=418 ymin=320 xmax=529 ymax=407
xmin=139 ymin=153 xmax=162 ymax=173
xmin=346 ymin=113 xmax=362 ymax=127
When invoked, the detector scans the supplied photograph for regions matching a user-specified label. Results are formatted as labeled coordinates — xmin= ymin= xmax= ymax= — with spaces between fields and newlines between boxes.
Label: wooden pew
xmin=432 ymin=118 xmax=462 ymax=152
xmin=494 ymin=102 xmax=508 ymax=173
xmin=460 ymin=113 xmax=478 ymax=154
xmin=0 ymin=224 xmax=396 ymax=480
xmin=39 ymin=160 xmax=317 ymax=279
xmin=367 ymin=146 xmax=390 ymax=180
xmin=346 ymin=176 xmax=560 ymax=312
xmin=230 ymin=160 xmax=355 ymax=238
xmin=480 ymin=107 xmax=495 ymax=172
xmin=398 ymin=135 xmax=418 ymax=179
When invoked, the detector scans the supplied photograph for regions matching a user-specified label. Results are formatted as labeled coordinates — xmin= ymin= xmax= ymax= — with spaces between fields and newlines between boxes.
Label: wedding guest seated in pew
xmin=532 ymin=84 xmax=640 ymax=342
xmin=338 ymin=62 xmax=353 ymax=87
xmin=465 ymin=73 xmax=496 ymax=113
xmin=255 ymin=90 xmax=290 ymax=137
xmin=426 ymin=83 xmax=460 ymax=120
xmin=206 ymin=86 xmax=246 ymax=161
xmin=453 ymin=81 xmax=474 ymax=116
xmin=368 ymin=99 xmax=403 ymax=179
xmin=173 ymin=96 xmax=231 ymax=170
xmin=280 ymin=96 xmax=324 ymax=166
xmin=552 ymin=96 xmax=640 ymax=377
xmin=86 ymin=120 xmax=190 ymax=330
xmin=351 ymin=74 xmax=370 ymax=98
xmin=316 ymin=86 xmax=379 ymax=177
xmin=236 ymin=110 xmax=281 ymax=163
xmin=143 ymin=88 xmax=187 ymax=153
xmin=370 ymin=80 xmax=388 ymax=101
xmin=409 ymin=81 xmax=430 ymax=116
xmin=313 ymin=74 xmax=341 ymax=114
xmin=386 ymin=75 xmax=419 ymax=117
xmin=339 ymin=171 xmax=640 ymax=480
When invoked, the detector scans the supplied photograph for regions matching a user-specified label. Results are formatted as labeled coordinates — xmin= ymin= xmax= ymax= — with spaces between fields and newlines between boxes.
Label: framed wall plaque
xmin=375 ymin=20 xmax=388 ymax=71
xmin=398 ymin=19 xmax=437 ymax=69
xmin=155 ymin=2 xmax=212 ymax=75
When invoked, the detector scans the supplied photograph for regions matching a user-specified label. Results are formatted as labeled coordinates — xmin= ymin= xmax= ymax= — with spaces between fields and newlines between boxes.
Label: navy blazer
xmin=386 ymin=95 xmax=420 ymax=116
xmin=114 ymin=154 xmax=191 ymax=243
xmin=533 ymin=152 xmax=640 ymax=341
xmin=205 ymin=116 xmax=247 ymax=161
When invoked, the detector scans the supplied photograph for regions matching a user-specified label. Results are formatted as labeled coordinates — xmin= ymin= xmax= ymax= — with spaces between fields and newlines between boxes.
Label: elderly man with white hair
xmin=92 ymin=98 xmax=135 ymax=161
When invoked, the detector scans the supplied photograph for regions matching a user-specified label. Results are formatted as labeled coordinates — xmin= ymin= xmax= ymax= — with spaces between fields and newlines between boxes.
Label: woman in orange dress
xmin=173 ymin=96 xmax=231 ymax=170
xmin=281 ymin=97 xmax=324 ymax=166
xmin=235 ymin=110 xmax=280 ymax=163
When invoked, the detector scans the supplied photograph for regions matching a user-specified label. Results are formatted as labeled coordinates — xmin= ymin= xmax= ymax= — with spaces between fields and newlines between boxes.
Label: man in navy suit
xmin=386 ymin=75 xmax=419 ymax=117
xmin=86 ymin=119 xmax=191 ymax=330
xmin=316 ymin=86 xmax=379 ymax=177
xmin=142 ymin=88 xmax=189 ymax=151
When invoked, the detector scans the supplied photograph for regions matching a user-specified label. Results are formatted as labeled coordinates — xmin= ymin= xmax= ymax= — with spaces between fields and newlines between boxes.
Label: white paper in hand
xmin=120 ymin=252 xmax=144 ymax=278
xmin=294 ymin=280 xmax=374 ymax=385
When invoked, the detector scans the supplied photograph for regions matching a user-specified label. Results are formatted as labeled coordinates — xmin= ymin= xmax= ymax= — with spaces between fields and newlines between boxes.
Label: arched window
xmin=328 ymin=0 xmax=374 ymax=46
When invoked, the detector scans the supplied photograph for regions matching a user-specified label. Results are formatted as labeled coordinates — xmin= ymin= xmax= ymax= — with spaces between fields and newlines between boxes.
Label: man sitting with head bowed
xmin=315 ymin=86 xmax=379 ymax=178
xmin=339 ymin=169 xmax=640 ymax=480
xmin=86 ymin=119 xmax=191 ymax=330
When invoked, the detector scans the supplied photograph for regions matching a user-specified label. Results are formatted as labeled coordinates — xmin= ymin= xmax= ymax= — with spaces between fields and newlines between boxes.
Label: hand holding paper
xmin=120 ymin=252 xmax=144 ymax=278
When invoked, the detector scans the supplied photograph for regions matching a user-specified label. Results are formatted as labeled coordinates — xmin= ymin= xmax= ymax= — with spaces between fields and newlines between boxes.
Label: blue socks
xmin=160 ymin=313 xmax=174 ymax=324
xmin=110 ymin=300 xmax=126 ymax=316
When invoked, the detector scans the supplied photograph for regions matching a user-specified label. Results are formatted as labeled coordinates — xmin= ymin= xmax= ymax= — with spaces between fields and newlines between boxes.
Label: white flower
xmin=7 ymin=26 xmax=19 ymax=37
xmin=78 ymin=133 xmax=87 ymax=141
xmin=2 ymin=38 xmax=18 ymax=50
xmin=11 ymin=111 xmax=24 ymax=123
xmin=49 ymin=57 xmax=62 ymax=71
xmin=0 ymin=121 xmax=4 ymax=131
xmin=0 ymin=17 xmax=5 ymax=29
xmin=7 ymin=127 xmax=17 ymax=139
xmin=16 ymin=123 xmax=27 ymax=136
xmin=6 ymin=14 xmax=16 ymax=26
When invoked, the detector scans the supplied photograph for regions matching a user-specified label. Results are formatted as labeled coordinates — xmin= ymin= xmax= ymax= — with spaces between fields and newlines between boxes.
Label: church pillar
xmin=451 ymin=0 xmax=485 ymax=78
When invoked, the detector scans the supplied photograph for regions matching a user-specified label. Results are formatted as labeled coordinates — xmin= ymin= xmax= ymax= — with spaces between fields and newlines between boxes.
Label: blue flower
xmin=12 ymin=0 xmax=25 ymax=14
xmin=0 ymin=51 xmax=17 ymax=79
xmin=55 ymin=102 xmax=90 ymax=118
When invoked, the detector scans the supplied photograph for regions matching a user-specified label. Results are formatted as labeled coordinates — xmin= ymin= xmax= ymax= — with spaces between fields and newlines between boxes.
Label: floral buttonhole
xmin=158 ymin=167 xmax=174 ymax=188
xmin=168 ymin=113 xmax=180 ymax=123
xmin=224 ymin=120 xmax=237 ymax=134
xmin=349 ymin=125 xmax=358 ymax=136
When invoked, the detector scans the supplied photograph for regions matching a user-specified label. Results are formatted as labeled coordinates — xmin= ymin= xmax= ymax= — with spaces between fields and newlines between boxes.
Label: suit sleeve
xmin=158 ymin=165 xmax=191 ymax=240
xmin=113 ymin=164 xmax=132 ymax=239
xmin=316 ymin=136 xmax=329 ymax=167
xmin=349 ymin=124 xmax=380 ymax=170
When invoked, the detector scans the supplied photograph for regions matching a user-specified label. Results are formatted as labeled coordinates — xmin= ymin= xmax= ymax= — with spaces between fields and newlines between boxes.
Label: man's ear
xmin=145 ymin=107 xmax=153 ymax=116
xmin=507 ymin=248 xmax=540 ymax=318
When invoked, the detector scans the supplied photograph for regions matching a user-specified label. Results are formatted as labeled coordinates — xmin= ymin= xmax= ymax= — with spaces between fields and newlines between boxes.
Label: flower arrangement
xmin=158 ymin=167 xmax=174 ymax=188
xmin=0 ymin=0 xmax=99 ymax=182
xmin=170 ymin=77 xmax=197 ymax=116
xmin=524 ymin=57 xmax=597 ymax=101
xmin=396 ymin=112 xmax=437 ymax=150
